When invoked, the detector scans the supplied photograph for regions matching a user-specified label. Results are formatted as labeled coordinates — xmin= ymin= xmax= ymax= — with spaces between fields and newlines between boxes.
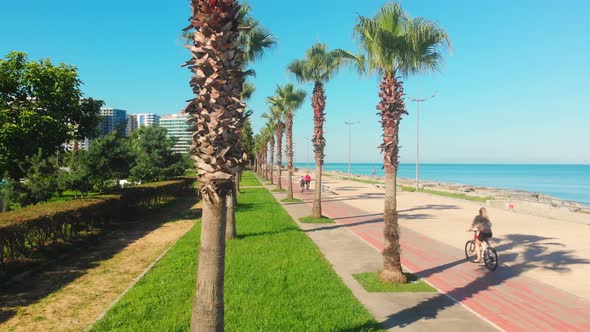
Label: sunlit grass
xmin=92 ymin=173 xmax=382 ymax=331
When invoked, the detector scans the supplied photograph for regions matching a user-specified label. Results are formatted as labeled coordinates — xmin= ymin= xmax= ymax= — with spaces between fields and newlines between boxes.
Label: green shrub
xmin=0 ymin=177 xmax=197 ymax=267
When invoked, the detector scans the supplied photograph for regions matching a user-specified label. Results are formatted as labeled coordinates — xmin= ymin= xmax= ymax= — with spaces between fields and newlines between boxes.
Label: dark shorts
xmin=477 ymin=231 xmax=492 ymax=241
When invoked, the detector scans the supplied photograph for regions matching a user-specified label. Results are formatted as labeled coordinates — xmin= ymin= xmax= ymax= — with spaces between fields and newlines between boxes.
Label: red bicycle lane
xmin=276 ymin=176 xmax=590 ymax=331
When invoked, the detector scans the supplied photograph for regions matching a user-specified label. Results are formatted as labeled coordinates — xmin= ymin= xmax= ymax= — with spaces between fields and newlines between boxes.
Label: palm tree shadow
xmin=380 ymin=233 xmax=590 ymax=329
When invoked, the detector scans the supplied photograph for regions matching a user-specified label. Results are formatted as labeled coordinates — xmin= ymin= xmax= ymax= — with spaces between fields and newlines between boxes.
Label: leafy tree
xmin=0 ymin=52 xmax=102 ymax=178
xmin=83 ymin=132 xmax=134 ymax=192
xmin=1 ymin=150 xmax=57 ymax=210
xmin=354 ymin=2 xmax=450 ymax=283
xmin=129 ymin=125 xmax=187 ymax=182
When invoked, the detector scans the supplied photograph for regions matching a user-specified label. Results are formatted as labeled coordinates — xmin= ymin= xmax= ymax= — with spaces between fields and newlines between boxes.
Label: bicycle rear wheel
xmin=465 ymin=240 xmax=476 ymax=261
xmin=484 ymin=248 xmax=498 ymax=271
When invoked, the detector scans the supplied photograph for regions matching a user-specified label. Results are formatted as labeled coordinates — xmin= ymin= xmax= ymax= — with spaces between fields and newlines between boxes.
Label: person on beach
xmin=467 ymin=207 xmax=493 ymax=263
xmin=299 ymin=176 xmax=306 ymax=192
xmin=305 ymin=174 xmax=311 ymax=191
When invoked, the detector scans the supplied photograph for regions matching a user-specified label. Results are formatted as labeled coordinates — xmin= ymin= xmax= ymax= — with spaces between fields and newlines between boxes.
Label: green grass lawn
xmin=92 ymin=173 xmax=382 ymax=332
xmin=401 ymin=186 xmax=490 ymax=203
xmin=299 ymin=216 xmax=336 ymax=224
xmin=240 ymin=171 xmax=262 ymax=186
xmin=353 ymin=272 xmax=436 ymax=293
xmin=281 ymin=197 xmax=303 ymax=203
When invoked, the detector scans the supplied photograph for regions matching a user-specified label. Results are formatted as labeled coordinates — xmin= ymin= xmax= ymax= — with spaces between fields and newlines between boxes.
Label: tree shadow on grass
xmin=380 ymin=233 xmax=590 ymax=329
xmin=236 ymin=226 xmax=302 ymax=240
xmin=0 ymin=196 xmax=200 ymax=324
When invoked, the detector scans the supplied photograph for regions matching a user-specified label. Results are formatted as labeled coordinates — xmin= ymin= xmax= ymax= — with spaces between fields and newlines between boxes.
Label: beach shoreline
xmin=293 ymin=167 xmax=590 ymax=220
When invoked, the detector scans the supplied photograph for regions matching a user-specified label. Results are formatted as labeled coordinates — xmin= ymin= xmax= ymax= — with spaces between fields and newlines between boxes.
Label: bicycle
xmin=465 ymin=230 xmax=498 ymax=271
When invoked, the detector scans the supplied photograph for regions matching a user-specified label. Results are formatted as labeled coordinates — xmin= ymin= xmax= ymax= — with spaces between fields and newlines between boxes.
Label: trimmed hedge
xmin=0 ymin=177 xmax=197 ymax=267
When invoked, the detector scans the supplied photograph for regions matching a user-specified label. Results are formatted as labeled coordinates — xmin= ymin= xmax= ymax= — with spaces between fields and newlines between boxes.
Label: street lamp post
xmin=344 ymin=120 xmax=359 ymax=176
xmin=408 ymin=90 xmax=437 ymax=191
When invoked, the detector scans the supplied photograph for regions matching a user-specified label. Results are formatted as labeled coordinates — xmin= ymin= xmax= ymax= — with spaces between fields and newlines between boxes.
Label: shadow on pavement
xmin=382 ymin=233 xmax=590 ymax=329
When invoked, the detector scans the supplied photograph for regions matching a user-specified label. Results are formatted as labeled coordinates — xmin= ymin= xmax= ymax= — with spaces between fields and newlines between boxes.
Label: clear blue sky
xmin=1 ymin=0 xmax=589 ymax=164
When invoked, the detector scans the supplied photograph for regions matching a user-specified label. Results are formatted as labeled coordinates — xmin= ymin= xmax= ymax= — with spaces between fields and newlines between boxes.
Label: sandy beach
xmin=291 ymin=168 xmax=590 ymax=301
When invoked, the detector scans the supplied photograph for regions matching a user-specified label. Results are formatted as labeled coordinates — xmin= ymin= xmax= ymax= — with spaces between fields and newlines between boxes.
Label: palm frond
xmin=287 ymin=42 xmax=364 ymax=83
xmin=353 ymin=1 xmax=450 ymax=77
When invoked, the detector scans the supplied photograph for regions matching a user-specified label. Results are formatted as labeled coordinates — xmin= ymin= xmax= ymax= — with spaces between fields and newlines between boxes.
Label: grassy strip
xmin=271 ymin=188 xmax=287 ymax=192
xmin=300 ymin=216 xmax=336 ymax=224
xmin=340 ymin=176 xmax=382 ymax=185
xmin=353 ymin=272 xmax=436 ymax=293
xmin=240 ymin=171 xmax=262 ymax=186
xmin=281 ymin=197 xmax=303 ymax=203
xmin=401 ymin=186 xmax=490 ymax=203
xmin=92 ymin=177 xmax=382 ymax=331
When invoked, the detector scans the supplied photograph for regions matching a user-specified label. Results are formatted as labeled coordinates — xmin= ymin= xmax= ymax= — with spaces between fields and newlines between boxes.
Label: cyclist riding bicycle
xmin=466 ymin=207 xmax=493 ymax=263
xmin=299 ymin=176 xmax=306 ymax=192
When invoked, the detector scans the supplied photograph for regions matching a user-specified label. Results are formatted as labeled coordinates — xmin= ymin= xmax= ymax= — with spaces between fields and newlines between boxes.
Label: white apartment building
xmin=160 ymin=113 xmax=192 ymax=154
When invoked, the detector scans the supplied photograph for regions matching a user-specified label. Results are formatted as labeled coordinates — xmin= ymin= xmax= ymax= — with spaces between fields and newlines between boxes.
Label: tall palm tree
xmin=264 ymin=98 xmax=286 ymax=190
xmin=269 ymin=84 xmax=307 ymax=199
xmin=287 ymin=43 xmax=364 ymax=218
xmin=225 ymin=4 xmax=277 ymax=241
xmin=354 ymin=2 xmax=450 ymax=283
xmin=260 ymin=124 xmax=273 ymax=181
xmin=185 ymin=0 xmax=244 ymax=330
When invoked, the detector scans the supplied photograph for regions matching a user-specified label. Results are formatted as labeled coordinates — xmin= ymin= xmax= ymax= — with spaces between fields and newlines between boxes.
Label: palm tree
xmin=287 ymin=43 xmax=364 ymax=218
xmin=185 ymin=0 xmax=244 ymax=330
xmin=269 ymin=84 xmax=307 ymax=199
xmin=264 ymin=98 xmax=286 ymax=190
xmin=264 ymin=121 xmax=276 ymax=184
xmin=354 ymin=2 xmax=450 ymax=283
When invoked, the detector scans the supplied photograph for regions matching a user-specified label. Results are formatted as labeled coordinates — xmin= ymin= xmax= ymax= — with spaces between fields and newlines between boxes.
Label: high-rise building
xmin=99 ymin=108 xmax=127 ymax=136
xmin=160 ymin=113 xmax=191 ymax=154
xmin=126 ymin=115 xmax=138 ymax=137
xmin=126 ymin=113 xmax=160 ymax=136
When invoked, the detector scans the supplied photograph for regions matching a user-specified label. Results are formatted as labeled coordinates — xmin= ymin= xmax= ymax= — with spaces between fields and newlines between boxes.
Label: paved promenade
xmin=268 ymin=172 xmax=590 ymax=331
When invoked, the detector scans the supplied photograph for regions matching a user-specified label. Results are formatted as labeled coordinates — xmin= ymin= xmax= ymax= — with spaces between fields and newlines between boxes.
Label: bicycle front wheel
xmin=484 ymin=248 xmax=498 ymax=271
xmin=465 ymin=240 xmax=476 ymax=261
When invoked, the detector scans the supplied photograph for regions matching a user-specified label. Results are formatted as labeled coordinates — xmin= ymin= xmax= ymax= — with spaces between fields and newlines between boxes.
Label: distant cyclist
xmin=304 ymin=174 xmax=311 ymax=191
xmin=467 ymin=207 xmax=493 ymax=263
xmin=299 ymin=176 xmax=306 ymax=192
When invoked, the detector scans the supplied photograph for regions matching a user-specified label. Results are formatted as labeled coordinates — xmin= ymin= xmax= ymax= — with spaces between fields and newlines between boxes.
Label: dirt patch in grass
xmin=0 ymin=198 xmax=199 ymax=332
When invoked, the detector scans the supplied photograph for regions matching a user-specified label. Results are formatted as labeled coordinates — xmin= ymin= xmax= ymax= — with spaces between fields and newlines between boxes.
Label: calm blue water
xmin=294 ymin=163 xmax=590 ymax=204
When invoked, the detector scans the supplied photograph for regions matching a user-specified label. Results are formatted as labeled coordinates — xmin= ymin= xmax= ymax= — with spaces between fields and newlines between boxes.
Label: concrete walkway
xmin=260 ymin=177 xmax=497 ymax=331
xmin=262 ymin=172 xmax=590 ymax=331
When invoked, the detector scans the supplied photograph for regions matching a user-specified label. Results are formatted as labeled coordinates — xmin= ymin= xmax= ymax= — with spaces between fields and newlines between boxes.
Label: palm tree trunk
xmin=269 ymin=135 xmax=275 ymax=184
xmin=192 ymin=193 xmax=228 ymax=331
xmin=225 ymin=189 xmax=236 ymax=240
xmin=186 ymin=0 xmax=243 ymax=329
xmin=286 ymin=111 xmax=294 ymax=199
xmin=378 ymin=72 xmax=407 ymax=284
xmin=276 ymin=123 xmax=283 ymax=190
xmin=311 ymin=82 xmax=326 ymax=218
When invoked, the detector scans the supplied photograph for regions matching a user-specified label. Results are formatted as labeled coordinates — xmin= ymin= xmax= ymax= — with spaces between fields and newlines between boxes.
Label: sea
xmin=294 ymin=162 xmax=590 ymax=205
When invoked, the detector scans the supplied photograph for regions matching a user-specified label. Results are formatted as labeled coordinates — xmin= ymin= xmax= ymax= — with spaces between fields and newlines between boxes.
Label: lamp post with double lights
xmin=408 ymin=90 xmax=437 ymax=191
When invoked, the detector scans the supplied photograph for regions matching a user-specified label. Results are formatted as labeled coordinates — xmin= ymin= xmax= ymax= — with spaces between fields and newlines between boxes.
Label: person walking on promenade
xmin=299 ymin=176 xmax=306 ymax=192
xmin=305 ymin=173 xmax=311 ymax=191
xmin=467 ymin=207 xmax=493 ymax=263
